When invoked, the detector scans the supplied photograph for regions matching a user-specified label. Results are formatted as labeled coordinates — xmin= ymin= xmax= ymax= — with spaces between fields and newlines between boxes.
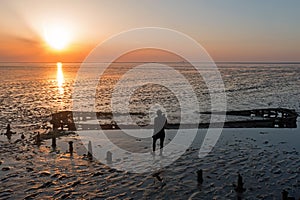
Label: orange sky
xmin=0 ymin=0 xmax=299 ymax=62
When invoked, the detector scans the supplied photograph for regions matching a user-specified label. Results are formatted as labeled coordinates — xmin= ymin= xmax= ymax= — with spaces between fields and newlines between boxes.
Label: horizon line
xmin=0 ymin=61 xmax=300 ymax=64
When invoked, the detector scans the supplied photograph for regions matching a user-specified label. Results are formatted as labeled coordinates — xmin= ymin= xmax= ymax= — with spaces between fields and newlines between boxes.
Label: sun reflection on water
xmin=56 ymin=62 xmax=64 ymax=94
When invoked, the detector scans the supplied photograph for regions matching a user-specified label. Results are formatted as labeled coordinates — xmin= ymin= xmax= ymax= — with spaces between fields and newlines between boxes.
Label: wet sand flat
xmin=0 ymin=126 xmax=299 ymax=199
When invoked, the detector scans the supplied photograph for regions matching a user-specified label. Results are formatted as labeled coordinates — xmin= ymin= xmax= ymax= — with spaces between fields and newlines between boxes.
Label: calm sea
xmin=0 ymin=62 xmax=299 ymax=129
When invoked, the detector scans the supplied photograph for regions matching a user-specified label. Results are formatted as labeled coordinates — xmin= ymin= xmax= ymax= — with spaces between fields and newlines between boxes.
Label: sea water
xmin=0 ymin=62 xmax=299 ymax=130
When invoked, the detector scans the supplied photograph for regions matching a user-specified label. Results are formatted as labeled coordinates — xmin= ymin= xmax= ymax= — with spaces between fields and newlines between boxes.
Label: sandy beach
xmin=1 ymin=122 xmax=299 ymax=199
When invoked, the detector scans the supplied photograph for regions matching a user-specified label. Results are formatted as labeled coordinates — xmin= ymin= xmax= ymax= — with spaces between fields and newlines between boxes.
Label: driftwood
xmin=49 ymin=108 xmax=298 ymax=131
xmin=200 ymin=108 xmax=297 ymax=128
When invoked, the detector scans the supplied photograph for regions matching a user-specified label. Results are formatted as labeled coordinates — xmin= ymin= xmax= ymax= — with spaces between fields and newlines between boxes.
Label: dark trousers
xmin=152 ymin=135 xmax=165 ymax=152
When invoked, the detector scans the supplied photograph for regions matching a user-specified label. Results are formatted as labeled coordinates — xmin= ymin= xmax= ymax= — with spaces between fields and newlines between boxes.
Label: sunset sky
xmin=0 ymin=0 xmax=299 ymax=62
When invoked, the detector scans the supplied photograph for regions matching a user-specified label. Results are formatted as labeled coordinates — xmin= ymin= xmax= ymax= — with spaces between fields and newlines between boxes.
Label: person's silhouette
xmin=152 ymin=110 xmax=167 ymax=154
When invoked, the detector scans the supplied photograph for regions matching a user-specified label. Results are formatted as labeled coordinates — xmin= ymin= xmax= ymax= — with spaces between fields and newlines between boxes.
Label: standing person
xmin=152 ymin=110 xmax=167 ymax=154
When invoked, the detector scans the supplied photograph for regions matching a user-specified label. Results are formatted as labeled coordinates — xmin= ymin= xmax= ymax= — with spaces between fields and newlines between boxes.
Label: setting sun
xmin=44 ymin=25 xmax=71 ymax=50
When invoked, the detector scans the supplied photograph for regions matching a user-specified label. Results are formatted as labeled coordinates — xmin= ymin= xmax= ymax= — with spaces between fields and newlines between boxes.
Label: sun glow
xmin=44 ymin=25 xmax=71 ymax=50
xmin=56 ymin=62 xmax=64 ymax=94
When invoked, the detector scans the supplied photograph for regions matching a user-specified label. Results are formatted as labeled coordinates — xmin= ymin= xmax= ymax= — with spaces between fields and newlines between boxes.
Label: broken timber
xmin=50 ymin=108 xmax=298 ymax=131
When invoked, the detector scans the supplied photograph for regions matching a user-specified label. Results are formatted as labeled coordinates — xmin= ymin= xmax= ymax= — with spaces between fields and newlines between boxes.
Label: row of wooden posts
xmin=35 ymin=133 xmax=296 ymax=199
xmin=34 ymin=132 xmax=113 ymax=162
xmin=49 ymin=135 xmax=113 ymax=163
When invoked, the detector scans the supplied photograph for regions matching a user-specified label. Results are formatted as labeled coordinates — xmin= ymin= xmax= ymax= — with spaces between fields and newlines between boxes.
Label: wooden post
xmin=87 ymin=141 xmax=93 ymax=160
xmin=106 ymin=151 xmax=112 ymax=164
xmin=69 ymin=141 xmax=73 ymax=155
xmin=197 ymin=169 xmax=203 ymax=184
xmin=235 ymin=173 xmax=246 ymax=193
xmin=52 ymin=135 xmax=56 ymax=149
xmin=36 ymin=132 xmax=41 ymax=146
xmin=282 ymin=190 xmax=288 ymax=200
